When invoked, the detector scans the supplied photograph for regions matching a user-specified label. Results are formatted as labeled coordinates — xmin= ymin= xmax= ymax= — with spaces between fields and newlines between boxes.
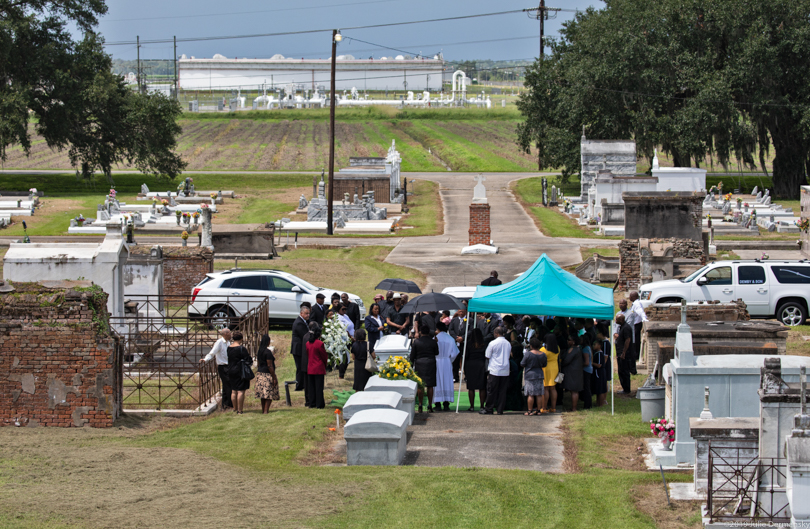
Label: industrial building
xmin=178 ymin=54 xmax=445 ymax=92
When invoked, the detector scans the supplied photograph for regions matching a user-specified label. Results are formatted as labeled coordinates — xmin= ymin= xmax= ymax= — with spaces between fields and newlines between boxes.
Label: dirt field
xmin=2 ymin=120 xmax=533 ymax=173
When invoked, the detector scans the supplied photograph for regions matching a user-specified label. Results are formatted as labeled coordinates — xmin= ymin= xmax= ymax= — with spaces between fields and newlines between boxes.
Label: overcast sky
xmin=96 ymin=0 xmax=600 ymax=62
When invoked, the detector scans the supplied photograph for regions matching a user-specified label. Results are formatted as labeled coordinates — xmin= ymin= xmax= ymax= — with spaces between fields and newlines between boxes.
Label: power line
xmin=102 ymin=0 xmax=398 ymax=23
xmin=104 ymin=8 xmax=527 ymax=46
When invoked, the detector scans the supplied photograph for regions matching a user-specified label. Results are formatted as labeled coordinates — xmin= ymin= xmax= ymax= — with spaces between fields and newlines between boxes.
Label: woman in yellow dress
xmin=540 ymin=334 xmax=559 ymax=413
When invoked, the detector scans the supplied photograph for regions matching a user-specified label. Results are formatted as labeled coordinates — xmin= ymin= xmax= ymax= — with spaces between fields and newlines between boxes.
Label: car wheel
xmin=777 ymin=302 xmax=806 ymax=326
xmin=207 ymin=305 xmax=236 ymax=330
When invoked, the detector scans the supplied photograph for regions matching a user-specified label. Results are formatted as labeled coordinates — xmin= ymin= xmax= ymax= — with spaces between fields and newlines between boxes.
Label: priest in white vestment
xmin=433 ymin=322 xmax=460 ymax=410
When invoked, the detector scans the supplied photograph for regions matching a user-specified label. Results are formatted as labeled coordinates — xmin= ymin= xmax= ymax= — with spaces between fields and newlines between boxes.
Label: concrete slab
xmin=669 ymin=482 xmax=705 ymax=501
xmin=403 ymin=409 xmax=564 ymax=471
xmin=736 ymin=250 xmax=805 ymax=260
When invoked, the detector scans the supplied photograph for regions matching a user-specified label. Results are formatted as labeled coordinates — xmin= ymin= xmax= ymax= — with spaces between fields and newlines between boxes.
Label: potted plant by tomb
xmin=181 ymin=230 xmax=189 ymax=247
xmin=650 ymin=417 xmax=675 ymax=451
xmin=175 ymin=209 xmax=182 ymax=225
xmin=76 ymin=214 xmax=85 ymax=227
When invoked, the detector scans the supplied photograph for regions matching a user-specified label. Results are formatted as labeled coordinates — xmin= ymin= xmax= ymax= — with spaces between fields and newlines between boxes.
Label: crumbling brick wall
xmin=469 ymin=203 xmax=491 ymax=246
xmin=644 ymin=299 xmax=749 ymax=322
xmin=0 ymin=283 xmax=121 ymax=428
xmin=162 ymin=247 xmax=214 ymax=296
xmin=618 ymin=237 xmax=705 ymax=291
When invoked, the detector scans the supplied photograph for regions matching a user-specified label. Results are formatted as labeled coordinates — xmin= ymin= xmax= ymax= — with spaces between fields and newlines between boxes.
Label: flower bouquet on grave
xmin=76 ymin=213 xmax=85 ymax=227
xmin=175 ymin=209 xmax=182 ymax=225
xmin=796 ymin=218 xmax=810 ymax=233
xmin=200 ymin=202 xmax=209 ymax=209
xmin=650 ymin=417 xmax=675 ymax=450
xmin=182 ymin=212 xmax=190 ymax=225
xmin=378 ymin=356 xmax=423 ymax=388
xmin=180 ymin=230 xmax=189 ymax=246
xmin=109 ymin=188 xmax=117 ymax=198
xmin=322 ymin=314 xmax=351 ymax=371
xmin=193 ymin=211 xmax=201 ymax=225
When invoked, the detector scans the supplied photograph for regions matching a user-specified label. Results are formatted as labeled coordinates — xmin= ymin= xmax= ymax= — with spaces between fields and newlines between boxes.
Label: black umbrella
xmin=375 ymin=278 xmax=422 ymax=294
xmin=401 ymin=292 xmax=465 ymax=314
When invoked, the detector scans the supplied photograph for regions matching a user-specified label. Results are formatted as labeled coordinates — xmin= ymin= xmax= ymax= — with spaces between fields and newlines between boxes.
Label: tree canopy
xmin=0 ymin=0 xmax=186 ymax=181
xmin=517 ymin=0 xmax=810 ymax=198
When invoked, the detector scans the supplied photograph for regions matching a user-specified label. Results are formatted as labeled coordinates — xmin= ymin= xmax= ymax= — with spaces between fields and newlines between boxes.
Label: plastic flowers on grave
xmin=77 ymin=214 xmax=85 ymax=221
xmin=796 ymin=218 xmax=810 ymax=233
xmin=182 ymin=212 xmax=189 ymax=218
xmin=175 ymin=210 xmax=182 ymax=216
xmin=724 ymin=193 xmax=732 ymax=202
xmin=200 ymin=203 xmax=209 ymax=209
xmin=649 ymin=417 xmax=675 ymax=442
xmin=378 ymin=356 xmax=423 ymax=388
xmin=736 ymin=197 xmax=743 ymax=205
xmin=109 ymin=188 xmax=116 ymax=197
xmin=322 ymin=314 xmax=350 ymax=369
xmin=192 ymin=211 xmax=200 ymax=219
xmin=210 ymin=192 xmax=218 ymax=199
xmin=161 ymin=199 xmax=169 ymax=206
xmin=181 ymin=230 xmax=189 ymax=240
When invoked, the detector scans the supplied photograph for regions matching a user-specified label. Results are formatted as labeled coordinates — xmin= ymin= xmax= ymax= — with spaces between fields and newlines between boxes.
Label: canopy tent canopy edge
xmin=467 ymin=253 xmax=615 ymax=320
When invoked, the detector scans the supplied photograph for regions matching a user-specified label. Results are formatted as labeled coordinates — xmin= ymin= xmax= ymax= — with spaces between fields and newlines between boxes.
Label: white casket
xmin=373 ymin=334 xmax=411 ymax=366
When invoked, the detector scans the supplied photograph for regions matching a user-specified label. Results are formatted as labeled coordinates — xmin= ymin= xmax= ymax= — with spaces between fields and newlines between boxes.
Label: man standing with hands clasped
xmin=480 ymin=327 xmax=511 ymax=415
xmin=616 ymin=314 xmax=633 ymax=394
xmin=200 ymin=328 xmax=233 ymax=411
xmin=291 ymin=304 xmax=310 ymax=395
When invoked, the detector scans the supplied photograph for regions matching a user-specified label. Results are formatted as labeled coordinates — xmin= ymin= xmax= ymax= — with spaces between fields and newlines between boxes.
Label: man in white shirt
xmin=628 ymin=291 xmax=648 ymax=375
xmin=200 ymin=329 xmax=232 ymax=410
xmin=613 ymin=299 xmax=632 ymax=338
xmin=479 ymin=327 xmax=511 ymax=415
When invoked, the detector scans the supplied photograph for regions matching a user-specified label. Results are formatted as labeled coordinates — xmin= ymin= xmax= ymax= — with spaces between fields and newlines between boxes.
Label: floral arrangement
xmin=192 ymin=211 xmax=200 ymax=219
xmin=717 ymin=181 xmax=724 ymax=191
xmin=736 ymin=197 xmax=743 ymax=205
xmin=175 ymin=210 xmax=182 ymax=217
xmin=182 ymin=212 xmax=189 ymax=219
xmin=161 ymin=199 xmax=169 ymax=206
xmin=77 ymin=214 xmax=85 ymax=221
xmin=200 ymin=203 xmax=209 ymax=209
xmin=378 ymin=356 xmax=423 ymax=387
xmin=724 ymin=192 xmax=732 ymax=202
xmin=29 ymin=188 xmax=36 ymax=194
xmin=109 ymin=189 xmax=116 ymax=198
xmin=322 ymin=314 xmax=350 ymax=369
xmin=210 ymin=192 xmax=218 ymax=199
xmin=181 ymin=231 xmax=189 ymax=240
xmin=650 ymin=417 xmax=675 ymax=442
xmin=796 ymin=218 xmax=810 ymax=233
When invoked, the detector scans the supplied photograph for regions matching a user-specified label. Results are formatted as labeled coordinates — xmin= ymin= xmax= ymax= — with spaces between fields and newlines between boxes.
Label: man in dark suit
xmin=481 ymin=270 xmax=502 ymax=286
xmin=477 ymin=313 xmax=498 ymax=345
xmin=311 ymin=293 xmax=327 ymax=325
xmin=448 ymin=309 xmax=474 ymax=382
xmin=341 ymin=292 xmax=361 ymax=329
xmin=291 ymin=304 xmax=310 ymax=392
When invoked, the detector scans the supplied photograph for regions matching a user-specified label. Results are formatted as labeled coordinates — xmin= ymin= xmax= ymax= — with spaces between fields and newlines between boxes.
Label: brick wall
xmin=469 ymin=203 xmax=491 ymax=246
xmin=618 ymin=237 xmax=705 ymax=291
xmin=0 ymin=283 xmax=121 ymax=428
xmin=162 ymin=247 xmax=214 ymax=297
xmin=644 ymin=299 xmax=749 ymax=322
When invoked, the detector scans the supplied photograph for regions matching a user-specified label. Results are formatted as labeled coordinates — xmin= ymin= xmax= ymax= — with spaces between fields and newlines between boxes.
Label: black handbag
xmin=240 ymin=357 xmax=255 ymax=381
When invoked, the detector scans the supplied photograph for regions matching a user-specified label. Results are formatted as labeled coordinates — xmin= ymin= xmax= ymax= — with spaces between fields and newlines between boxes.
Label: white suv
xmin=189 ymin=269 xmax=365 ymax=326
xmin=638 ymin=260 xmax=810 ymax=326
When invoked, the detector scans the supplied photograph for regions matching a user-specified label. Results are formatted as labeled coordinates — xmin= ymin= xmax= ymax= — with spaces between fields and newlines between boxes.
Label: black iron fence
xmin=707 ymin=442 xmax=789 ymax=524
xmin=112 ymin=294 xmax=269 ymax=410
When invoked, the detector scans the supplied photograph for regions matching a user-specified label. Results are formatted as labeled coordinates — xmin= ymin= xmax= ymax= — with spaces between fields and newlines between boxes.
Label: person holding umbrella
xmin=386 ymin=294 xmax=410 ymax=335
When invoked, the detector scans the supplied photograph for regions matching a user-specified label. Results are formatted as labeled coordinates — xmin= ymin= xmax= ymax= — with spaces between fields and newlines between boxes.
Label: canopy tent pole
xmin=610 ymin=318 xmax=615 ymax=416
xmin=455 ymin=313 xmax=473 ymax=413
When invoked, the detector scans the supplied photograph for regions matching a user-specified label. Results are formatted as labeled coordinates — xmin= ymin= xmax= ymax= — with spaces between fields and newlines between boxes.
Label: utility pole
xmin=525 ymin=2 xmax=561 ymax=59
xmin=327 ymin=30 xmax=342 ymax=235
xmin=173 ymin=36 xmax=178 ymax=100
xmin=136 ymin=35 xmax=141 ymax=94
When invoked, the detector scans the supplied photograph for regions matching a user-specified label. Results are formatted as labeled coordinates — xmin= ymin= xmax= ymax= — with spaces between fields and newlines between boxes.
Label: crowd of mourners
xmin=201 ymin=270 xmax=649 ymax=415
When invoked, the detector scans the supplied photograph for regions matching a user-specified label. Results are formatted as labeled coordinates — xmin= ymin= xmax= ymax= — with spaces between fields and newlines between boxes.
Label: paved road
xmin=404 ymin=407 xmax=564 ymax=472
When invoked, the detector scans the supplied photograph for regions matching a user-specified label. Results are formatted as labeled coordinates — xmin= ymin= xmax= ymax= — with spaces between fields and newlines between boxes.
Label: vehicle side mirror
xmin=291 ymin=285 xmax=303 ymax=293
xmin=697 ymin=277 xmax=708 ymax=286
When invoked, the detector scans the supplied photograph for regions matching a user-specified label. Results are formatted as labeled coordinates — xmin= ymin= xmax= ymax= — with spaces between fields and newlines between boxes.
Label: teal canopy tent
xmin=467 ymin=253 xmax=614 ymax=319
xmin=462 ymin=253 xmax=617 ymax=415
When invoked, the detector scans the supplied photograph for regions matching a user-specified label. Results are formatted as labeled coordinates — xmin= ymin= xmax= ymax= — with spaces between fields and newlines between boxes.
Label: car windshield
xmin=681 ymin=265 xmax=710 ymax=283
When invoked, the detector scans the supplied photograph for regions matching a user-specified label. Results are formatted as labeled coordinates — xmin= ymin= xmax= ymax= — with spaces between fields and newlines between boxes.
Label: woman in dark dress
xmin=351 ymin=328 xmax=375 ymax=391
xmin=560 ymin=334 xmax=584 ymax=411
xmin=464 ymin=329 xmax=487 ymax=411
xmin=226 ymin=331 xmax=252 ymax=415
xmin=255 ymin=334 xmax=279 ymax=414
xmin=410 ymin=325 xmax=439 ymax=413
xmin=364 ymin=303 xmax=384 ymax=353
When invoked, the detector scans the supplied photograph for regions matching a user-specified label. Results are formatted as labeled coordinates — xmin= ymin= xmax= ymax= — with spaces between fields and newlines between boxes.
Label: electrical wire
xmin=104 ymin=8 xmax=527 ymax=46
xmin=102 ymin=0 xmax=398 ymax=23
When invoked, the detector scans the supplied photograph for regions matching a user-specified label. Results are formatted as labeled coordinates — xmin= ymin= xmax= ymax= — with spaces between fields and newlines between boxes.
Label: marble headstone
xmin=472 ymin=174 xmax=487 ymax=203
